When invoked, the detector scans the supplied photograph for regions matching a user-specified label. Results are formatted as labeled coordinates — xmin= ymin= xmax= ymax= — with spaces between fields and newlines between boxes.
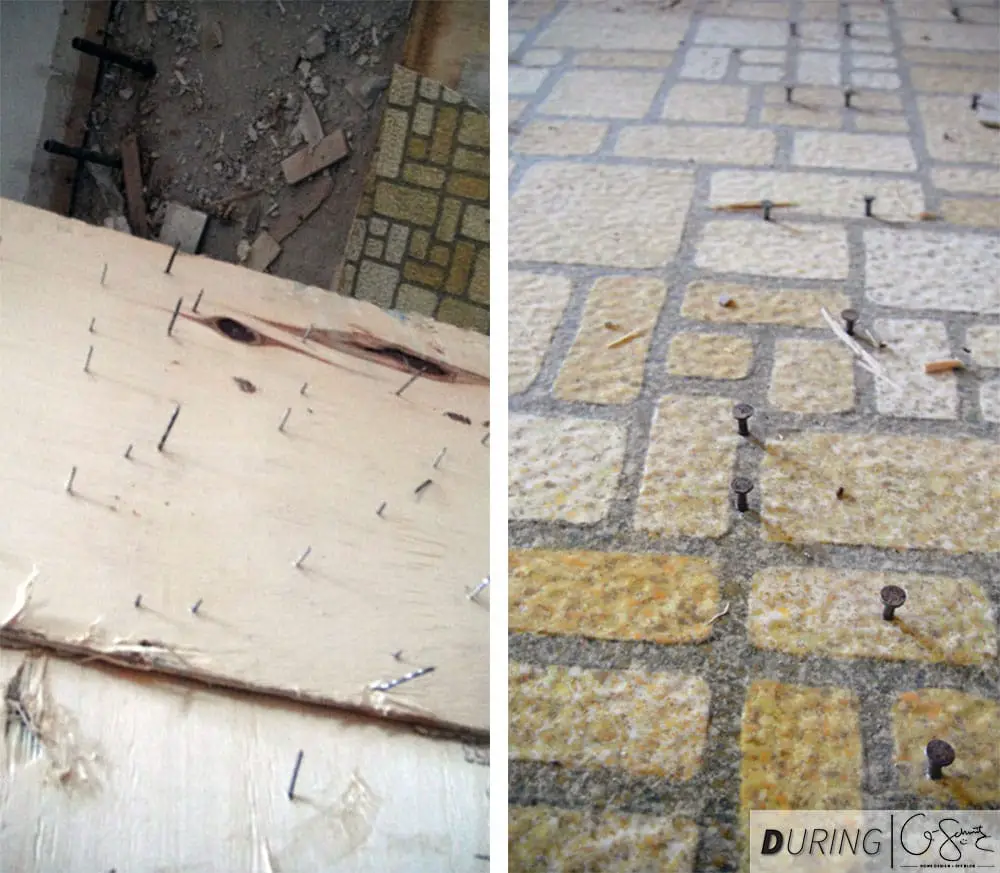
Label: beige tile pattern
xmin=509 ymin=271 xmax=574 ymax=395
xmin=769 ymin=339 xmax=855 ymax=413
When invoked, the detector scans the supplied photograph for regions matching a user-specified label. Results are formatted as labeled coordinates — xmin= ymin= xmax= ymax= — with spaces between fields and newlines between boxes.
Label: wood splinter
xmin=607 ymin=329 xmax=646 ymax=350
xmin=925 ymin=359 xmax=964 ymax=374
xmin=713 ymin=201 xmax=797 ymax=212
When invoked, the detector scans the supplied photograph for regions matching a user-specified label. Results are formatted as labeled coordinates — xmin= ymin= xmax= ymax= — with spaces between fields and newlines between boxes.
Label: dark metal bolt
xmin=733 ymin=403 xmax=754 ymax=437
xmin=71 ymin=37 xmax=157 ymax=78
xmin=880 ymin=585 xmax=906 ymax=620
xmin=732 ymin=477 xmax=754 ymax=512
xmin=785 ymin=85 xmax=794 ymax=103
xmin=864 ymin=195 xmax=875 ymax=218
xmin=844 ymin=88 xmax=855 ymax=108
xmin=43 ymin=139 xmax=122 ymax=168
xmin=841 ymin=308 xmax=859 ymax=336
xmin=761 ymin=199 xmax=774 ymax=221
xmin=926 ymin=739 xmax=955 ymax=780
xmin=971 ymin=93 xmax=981 ymax=110
xmin=789 ymin=21 xmax=798 ymax=36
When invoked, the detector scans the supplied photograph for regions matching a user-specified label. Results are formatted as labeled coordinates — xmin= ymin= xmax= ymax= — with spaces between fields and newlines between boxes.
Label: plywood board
xmin=0 ymin=199 xmax=489 ymax=734
xmin=0 ymin=651 xmax=490 ymax=872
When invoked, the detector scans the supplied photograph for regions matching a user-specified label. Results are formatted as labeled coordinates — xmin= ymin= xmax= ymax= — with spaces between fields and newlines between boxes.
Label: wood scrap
xmin=925 ymin=359 xmax=964 ymax=374
xmin=268 ymin=173 xmax=334 ymax=242
xmin=820 ymin=307 xmax=901 ymax=389
xmin=120 ymin=133 xmax=149 ymax=238
xmin=712 ymin=201 xmax=797 ymax=211
xmin=245 ymin=231 xmax=281 ymax=271
xmin=280 ymin=130 xmax=349 ymax=185
xmin=607 ymin=329 xmax=646 ymax=349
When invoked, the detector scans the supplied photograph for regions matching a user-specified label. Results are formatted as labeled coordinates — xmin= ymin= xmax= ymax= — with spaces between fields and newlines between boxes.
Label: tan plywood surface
xmin=0 ymin=651 xmax=490 ymax=872
xmin=0 ymin=199 xmax=489 ymax=735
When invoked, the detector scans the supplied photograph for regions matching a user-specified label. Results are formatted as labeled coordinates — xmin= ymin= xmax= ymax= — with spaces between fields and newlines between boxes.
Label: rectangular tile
xmin=681 ymin=282 xmax=852 ymax=328
xmin=509 ymin=271 xmax=574 ymax=395
xmin=616 ymin=125 xmax=777 ymax=165
xmin=696 ymin=221 xmax=850 ymax=280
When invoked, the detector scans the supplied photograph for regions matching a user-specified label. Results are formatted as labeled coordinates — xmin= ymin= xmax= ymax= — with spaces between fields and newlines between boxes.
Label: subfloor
xmin=507 ymin=1 xmax=999 ymax=870
xmin=73 ymin=0 xmax=410 ymax=290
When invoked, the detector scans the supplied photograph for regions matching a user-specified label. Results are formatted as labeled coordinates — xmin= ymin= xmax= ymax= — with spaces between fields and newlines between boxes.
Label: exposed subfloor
xmin=507 ymin=0 xmax=1000 ymax=870
xmin=71 ymin=0 xmax=410 ymax=290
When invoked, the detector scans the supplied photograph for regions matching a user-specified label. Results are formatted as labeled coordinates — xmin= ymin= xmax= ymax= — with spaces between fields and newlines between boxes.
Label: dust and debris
xmin=233 ymin=377 xmax=258 ymax=393
xmin=75 ymin=0 xmax=412 ymax=289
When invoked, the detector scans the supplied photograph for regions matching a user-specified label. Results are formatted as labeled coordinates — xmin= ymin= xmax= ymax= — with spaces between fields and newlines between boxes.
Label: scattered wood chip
xmin=603 ymin=320 xmax=621 ymax=331
xmin=245 ymin=231 xmax=281 ymax=272
xmin=120 ymin=134 xmax=149 ymax=238
xmin=607 ymin=329 xmax=646 ymax=349
xmin=712 ymin=201 xmax=797 ymax=211
xmin=268 ymin=173 xmax=334 ymax=242
xmin=925 ymin=359 xmax=964 ymax=374
xmin=917 ymin=211 xmax=940 ymax=221
xmin=280 ymin=130 xmax=349 ymax=185
xmin=718 ymin=295 xmax=736 ymax=308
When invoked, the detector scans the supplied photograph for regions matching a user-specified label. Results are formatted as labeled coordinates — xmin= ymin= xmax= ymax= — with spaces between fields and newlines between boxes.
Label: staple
xmin=101 ymin=263 xmax=108 ymax=285
xmin=293 ymin=546 xmax=312 ymax=569
xmin=65 ymin=466 xmax=78 ymax=494
xmin=302 ymin=324 xmax=313 ymax=343
xmin=467 ymin=577 xmax=490 ymax=601
xmin=192 ymin=289 xmax=204 ymax=313
xmin=191 ymin=598 xmax=203 ymax=614
xmin=414 ymin=478 xmax=433 ymax=497
xmin=395 ymin=372 xmax=421 ymax=397
xmin=287 ymin=750 xmax=304 ymax=799
xmin=88 ymin=317 xmax=96 ymax=333
xmin=433 ymin=448 xmax=447 ymax=469
xmin=157 ymin=404 xmax=181 ymax=452
xmin=124 ymin=443 xmax=133 ymax=460
xmin=165 ymin=242 xmax=181 ymax=274
xmin=370 ymin=666 xmax=436 ymax=692
xmin=278 ymin=407 xmax=292 ymax=432
xmin=167 ymin=297 xmax=183 ymax=336
xmin=84 ymin=345 xmax=94 ymax=373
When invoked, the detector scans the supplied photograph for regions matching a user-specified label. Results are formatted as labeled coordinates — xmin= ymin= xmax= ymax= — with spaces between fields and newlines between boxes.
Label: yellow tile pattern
xmin=667 ymin=333 xmax=755 ymax=380
xmin=940 ymin=199 xmax=1000 ymax=229
xmin=768 ymin=339 xmax=855 ymax=413
xmin=509 ymin=549 xmax=722 ymax=644
xmin=760 ymin=433 xmax=1000 ymax=553
xmin=893 ymin=689 xmax=1000 ymax=805
xmin=681 ymin=282 xmax=851 ymax=328
xmin=509 ymin=805 xmax=699 ymax=873
xmin=510 ymin=662 xmax=711 ymax=780
xmin=555 ymin=277 xmax=668 ymax=403
xmin=749 ymin=568 xmax=996 ymax=666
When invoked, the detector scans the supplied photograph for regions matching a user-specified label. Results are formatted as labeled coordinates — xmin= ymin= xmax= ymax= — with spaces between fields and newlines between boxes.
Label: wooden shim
xmin=0 ymin=651 xmax=488 ymax=871
xmin=281 ymin=131 xmax=349 ymax=185
xmin=120 ymin=134 xmax=149 ymax=238
xmin=269 ymin=174 xmax=334 ymax=243
xmin=0 ymin=198 xmax=488 ymax=734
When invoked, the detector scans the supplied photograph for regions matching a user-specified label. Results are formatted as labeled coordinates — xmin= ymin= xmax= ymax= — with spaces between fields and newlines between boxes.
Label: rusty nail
xmin=88 ymin=317 xmax=96 ymax=333
xmin=125 ymin=443 xmax=133 ymax=460
xmin=158 ymin=405 xmax=181 ymax=452
xmin=167 ymin=297 xmax=183 ymax=336
xmin=376 ymin=501 xmax=387 ymax=517
xmin=293 ymin=546 xmax=312 ymax=569
xmin=396 ymin=372 xmax=420 ymax=397
xmin=84 ymin=345 xmax=94 ymax=373
xmin=65 ymin=465 xmax=77 ymax=494
xmin=926 ymin=739 xmax=955 ymax=780
xmin=433 ymin=448 xmax=447 ymax=469
xmin=192 ymin=289 xmax=204 ymax=313
xmin=881 ymin=584 xmax=906 ymax=620
xmin=101 ymin=263 xmax=107 ymax=285
xmin=165 ymin=242 xmax=181 ymax=274
xmin=278 ymin=407 xmax=291 ymax=432
xmin=287 ymin=749 xmax=304 ymax=799
xmin=415 ymin=479 xmax=433 ymax=497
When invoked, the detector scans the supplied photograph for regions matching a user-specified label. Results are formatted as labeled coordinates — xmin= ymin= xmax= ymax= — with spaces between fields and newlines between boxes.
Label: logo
xmin=749 ymin=810 xmax=999 ymax=872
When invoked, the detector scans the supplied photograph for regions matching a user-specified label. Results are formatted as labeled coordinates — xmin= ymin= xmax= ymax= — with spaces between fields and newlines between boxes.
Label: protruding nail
xmin=481 ymin=432 xmax=490 ymax=446
xmin=101 ymin=263 xmax=108 ymax=285
xmin=926 ymin=739 xmax=955 ymax=780
xmin=971 ymin=92 xmax=981 ymax=109
xmin=844 ymin=88 xmax=855 ymax=108
xmin=433 ymin=448 xmax=447 ymax=469
xmin=761 ymin=199 xmax=774 ymax=221
xmin=125 ymin=443 xmax=133 ymax=460
xmin=881 ymin=584 xmax=906 ymax=620
xmin=167 ymin=297 xmax=183 ymax=336
xmin=733 ymin=403 xmax=754 ymax=437
xmin=395 ymin=372 xmax=421 ymax=397
xmin=293 ymin=546 xmax=312 ymax=569
xmin=157 ymin=404 xmax=181 ymax=452
xmin=377 ymin=501 xmax=387 ymax=517
xmin=300 ymin=382 xmax=308 ymax=396
xmin=278 ymin=407 xmax=292 ymax=432
xmin=468 ymin=577 xmax=490 ymax=601
xmin=134 ymin=594 xmax=143 ymax=608
xmin=88 ymin=317 xmax=96 ymax=333
xmin=369 ymin=666 xmax=436 ymax=692
xmin=191 ymin=598 xmax=203 ymax=614
xmin=302 ymin=324 xmax=313 ymax=343
xmin=65 ymin=465 xmax=78 ymax=494
xmin=842 ymin=308 xmax=859 ymax=336
xmin=864 ymin=195 xmax=875 ymax=218
xmin=391 ymin=649 xmax=403 ymax=660
xmin=415 ymin=478 xmax=432 ymax=497
xmin=192 ymin=289 xmax=204 ymax=313
xmin=288 ymin=750 xmax=304 ymax=799
xmin=789 ymin=21 xmax=798 ymax=36
xmin=84 ymin=345 xmax=94 ymax=373
xmin=785 ymin=85 xmax=794 ymax=103
xmin=732 ymin=477 xmax=753 ymax=512
xmin=165 ymin=242 xmax=181 ymax=274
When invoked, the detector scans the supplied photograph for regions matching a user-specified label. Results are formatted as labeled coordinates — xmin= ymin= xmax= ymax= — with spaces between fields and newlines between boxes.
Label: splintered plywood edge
xmin=0 ymin=199 xmax=489 ymax=734
xmin=0 ymin=651 xmax=489 ymax=872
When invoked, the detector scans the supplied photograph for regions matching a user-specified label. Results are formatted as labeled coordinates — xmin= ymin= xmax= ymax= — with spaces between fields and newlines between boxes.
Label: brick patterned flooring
xmin=507 ymin=1 xmax=999 ymax=869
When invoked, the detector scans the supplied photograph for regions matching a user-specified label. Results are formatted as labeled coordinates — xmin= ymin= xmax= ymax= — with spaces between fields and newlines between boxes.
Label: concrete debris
xmin=159 ymin=201 xmax=208 ymax=254
xmin=347 ymin=74 xmax=391 ymax=109
xmin=296 ymin=93 xmax=324 ymax=147
xmin=298 ymin=60 xmax=311 ymax=78
xmin=302 ymin=30 xmax=326 ymax=60
xmin=144 ymin=0 xmax=157 ymax=23
xmin=119 ymin=86 xmax=134 ymax=100
xmin=247 ymin=124 xmax=258 ymax=143
xmin=103 ymin=214 xmax=132 ymax=234
xmin=236 ymin=239 xmax=251 ymax=263
xmin=246 ymin=230 xmax=281 ymax=272
xmin=309 ymin=75 xmax=328 ymax=97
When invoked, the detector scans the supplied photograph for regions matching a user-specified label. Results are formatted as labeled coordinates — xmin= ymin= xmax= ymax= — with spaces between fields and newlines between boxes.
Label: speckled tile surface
xmin=509 ymin=2 xmax=1000 ymax=868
